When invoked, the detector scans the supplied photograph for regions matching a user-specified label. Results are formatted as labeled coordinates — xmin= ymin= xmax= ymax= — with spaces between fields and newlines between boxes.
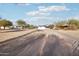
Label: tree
xmin=16 ymin=20 xmax=27 ymax=29
xmin=54 ymin=19 xmax=79 ymax=30
xmin=55 ymin=20 xmax=68 ymax=29
xmin=55 ymin=20 xmax=67 ymax=26
xmin=26 ymin=24 xmax=36 ymax=29
xmin=0 ymin=19 xmax=13 ymax=29
xmin=68 ymin=19 xmax=79 ymax=29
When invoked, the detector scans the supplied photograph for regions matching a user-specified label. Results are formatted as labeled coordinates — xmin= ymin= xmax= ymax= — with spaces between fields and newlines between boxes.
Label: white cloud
xmin=30 ymin=16 xmax=53 ymax=20
xmin=39 ymin=6 xmax=70 ymax=12
xmin=26 ymin=10 xmax=50 ymax=16
xmin=16 ymin=3 xmax=31 ymax=6
xmin=26 ymin=5 xmax=70 ymax=16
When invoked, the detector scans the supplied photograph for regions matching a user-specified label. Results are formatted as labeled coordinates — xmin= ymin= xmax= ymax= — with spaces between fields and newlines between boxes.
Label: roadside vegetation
xmin=0 ymin=18 xmax=79 ymax=30
xmin=0 ymin=19 xmax=13 ymax=29
xmin=47 ymin=24 xmax=54 ymax=29
xmin=48 ymin=19 xmax=79 ymax=30
xmin=16 ymin=20 xmax=27 ymax=29
xmin=0 ymin=19 xmax=35 ymax=30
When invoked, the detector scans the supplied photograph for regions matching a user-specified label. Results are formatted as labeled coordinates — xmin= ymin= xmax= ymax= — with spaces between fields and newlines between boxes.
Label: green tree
xmin=0 ymin=19 xmax=13 ymax=29
xmin=16 ymin=20 xmax=27 ymax=29
xmin=26 ymin=24 xmax=35 ymax=29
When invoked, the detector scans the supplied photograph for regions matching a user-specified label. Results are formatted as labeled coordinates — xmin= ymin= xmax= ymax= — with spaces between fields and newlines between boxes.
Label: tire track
xmin=17 ymin=34 xmax=45 ymax=56
xmin=39 ymin=34 xmax=48 ymax=56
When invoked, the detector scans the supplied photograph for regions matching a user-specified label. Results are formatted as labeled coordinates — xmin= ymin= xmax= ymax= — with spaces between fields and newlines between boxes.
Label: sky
xmin=0 ymin=3 xmax=79 ymax=26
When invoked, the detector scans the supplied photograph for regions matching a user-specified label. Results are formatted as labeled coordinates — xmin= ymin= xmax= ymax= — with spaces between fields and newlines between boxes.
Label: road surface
xmin=0 ymin=29 xmax=78 ymax=56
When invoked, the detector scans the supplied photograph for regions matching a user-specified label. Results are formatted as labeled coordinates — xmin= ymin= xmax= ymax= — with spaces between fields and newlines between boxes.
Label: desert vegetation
xmin=0 ymin=19 xmax=36 ymax=30
xmin=0 ymin=18 xmax=79 ymax=30
xmin=0 ymin=19 xmax=13 ymax=29
xmin=48 ymin=19 xmax=79 ymax=30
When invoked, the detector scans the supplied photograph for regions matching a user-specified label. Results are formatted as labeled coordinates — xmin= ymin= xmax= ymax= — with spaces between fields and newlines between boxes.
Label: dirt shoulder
xmin=56 ymin=30 xmax=79 ymax=39
xmin=0 ymin=29 xmax=36 ymax=42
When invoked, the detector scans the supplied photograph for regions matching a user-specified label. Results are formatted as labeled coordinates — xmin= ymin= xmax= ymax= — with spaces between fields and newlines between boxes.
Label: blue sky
xmin=0 ymin=3 xmax=79 ymax=25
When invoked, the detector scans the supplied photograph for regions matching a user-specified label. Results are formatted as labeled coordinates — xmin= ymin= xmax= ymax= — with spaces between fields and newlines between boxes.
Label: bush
xmin=55 ymin=19 xmax=79 ymax=30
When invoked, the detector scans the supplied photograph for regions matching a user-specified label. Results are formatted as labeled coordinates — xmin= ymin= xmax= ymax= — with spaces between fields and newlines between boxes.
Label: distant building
xmin=0 ymin=26 xmax=10 ymax=30
xmin=0 ymin=26 xmax=4 ymax=29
